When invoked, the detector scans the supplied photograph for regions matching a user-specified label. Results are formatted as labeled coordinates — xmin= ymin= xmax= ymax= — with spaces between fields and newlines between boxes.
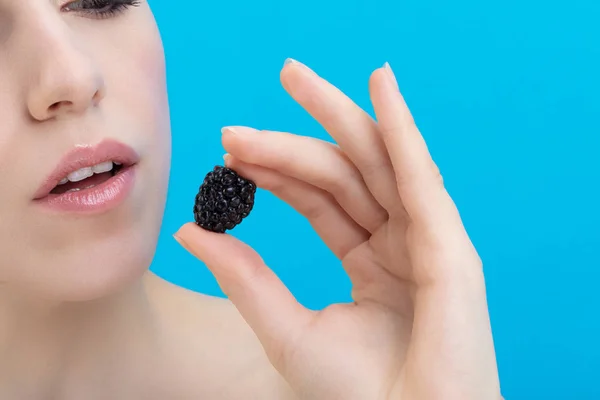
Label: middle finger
xmin=221 ymin=126 xmax=387 ymax=233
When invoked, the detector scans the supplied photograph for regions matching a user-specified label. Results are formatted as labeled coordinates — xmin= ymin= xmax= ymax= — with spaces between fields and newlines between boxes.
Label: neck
xmin=0 ymin=272 xmax=162 ymax=399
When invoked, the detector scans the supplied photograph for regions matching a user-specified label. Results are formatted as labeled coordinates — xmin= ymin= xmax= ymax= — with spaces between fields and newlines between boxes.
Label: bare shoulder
xmin=143 ymin=272 xmax=297 ymax=400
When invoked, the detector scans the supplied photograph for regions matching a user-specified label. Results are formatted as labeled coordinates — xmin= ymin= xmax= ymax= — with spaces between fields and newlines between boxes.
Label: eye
xmin=62 ymin=0 xmax=141 ymax=19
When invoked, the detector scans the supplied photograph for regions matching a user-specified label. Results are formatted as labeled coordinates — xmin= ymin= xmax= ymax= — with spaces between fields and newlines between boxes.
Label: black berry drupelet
xmin=193 ymin=166 xmax=257 ymax=233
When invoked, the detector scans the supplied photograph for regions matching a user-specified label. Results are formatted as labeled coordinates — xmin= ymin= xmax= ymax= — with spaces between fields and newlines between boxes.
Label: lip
xmin=33 ymin=139 xmax=140 ymax=213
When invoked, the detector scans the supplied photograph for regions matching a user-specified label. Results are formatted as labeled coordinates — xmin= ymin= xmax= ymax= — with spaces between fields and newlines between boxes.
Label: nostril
xmin=92 ymin=88 xmax=105 ymax=105
xmin=48 ymin=101 xmax=71 ymax=113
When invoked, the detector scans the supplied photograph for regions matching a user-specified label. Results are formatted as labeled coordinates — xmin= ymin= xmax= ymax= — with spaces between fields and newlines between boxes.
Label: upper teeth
xmin=58 ymin=161 xmax=117 ymax=185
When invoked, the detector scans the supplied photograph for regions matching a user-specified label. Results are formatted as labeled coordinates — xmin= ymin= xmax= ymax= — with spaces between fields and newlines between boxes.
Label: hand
xmin=175 ymin=59 xmax=502 ymax=400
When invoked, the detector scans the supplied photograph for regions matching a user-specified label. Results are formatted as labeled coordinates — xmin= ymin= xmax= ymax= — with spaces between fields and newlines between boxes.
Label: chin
xmin=63 ymin=189 xmax=167 ymax=303
xmin=21 ymin=216 xmax=162 ymax=304
xmin=13 ymin=163 xmax=170 ymax=304
xmin=59 ymin=228 xmax=160 ymax=303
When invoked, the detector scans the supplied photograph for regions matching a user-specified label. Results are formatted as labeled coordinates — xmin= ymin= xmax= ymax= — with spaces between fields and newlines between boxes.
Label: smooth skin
xmin=175 ymin=59 xmax=502 ymax=399
xmin=0 ymin=0 xmax=502 ymax=398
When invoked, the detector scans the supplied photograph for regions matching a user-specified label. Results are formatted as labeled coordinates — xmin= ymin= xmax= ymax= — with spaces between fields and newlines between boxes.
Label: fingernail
xmin=283 ymin=58 xmax=315 ymax=75
xmin=383 ymin=62 xmax=399 ymax=91
xmin=173 ymin=234 xmax=191 ymax=254
xmin=221 ymin=127 xmax=236 ymax=135
xmin=222 ymin=126 xmax=255 ymax=135
xmin=223 ymin=153 xmax=232 ymax=166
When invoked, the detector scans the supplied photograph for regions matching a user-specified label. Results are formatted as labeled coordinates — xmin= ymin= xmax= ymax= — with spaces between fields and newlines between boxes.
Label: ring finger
xmin=280 ymin=59 xmax=403 ymax=214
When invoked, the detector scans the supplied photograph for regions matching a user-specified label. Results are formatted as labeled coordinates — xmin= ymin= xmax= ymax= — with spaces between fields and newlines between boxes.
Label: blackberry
xmin=193 ymin=166 xmax=257 ymax=233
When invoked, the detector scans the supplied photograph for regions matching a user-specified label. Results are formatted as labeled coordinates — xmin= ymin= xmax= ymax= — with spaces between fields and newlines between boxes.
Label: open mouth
xmin=49 ymin=161 xmax=131 ymax=195
xmin=33 ymin=139 xmax=141 ymax=205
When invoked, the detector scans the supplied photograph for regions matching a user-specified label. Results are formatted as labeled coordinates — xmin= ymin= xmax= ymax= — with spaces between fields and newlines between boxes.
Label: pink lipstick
xmin=33 ymin=140 xmax=139 ymax=214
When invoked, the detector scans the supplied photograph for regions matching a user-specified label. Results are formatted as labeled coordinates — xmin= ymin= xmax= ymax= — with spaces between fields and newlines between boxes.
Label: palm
xmin=285 ymin=297 xmax=408 ymax=399
xmin=176 ymin=60 xmax=501 ymax=400
xmin=278 ymin=218 xmax=426 ymax=399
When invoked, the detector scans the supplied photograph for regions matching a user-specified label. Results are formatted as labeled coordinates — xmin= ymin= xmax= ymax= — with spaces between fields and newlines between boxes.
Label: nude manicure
xmin=383 ymin=62 xmax=399 ymax=91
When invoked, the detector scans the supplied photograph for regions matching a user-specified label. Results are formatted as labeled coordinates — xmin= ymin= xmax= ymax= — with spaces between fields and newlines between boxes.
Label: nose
xmin=26 ymin=31 xmax=106 ymax=121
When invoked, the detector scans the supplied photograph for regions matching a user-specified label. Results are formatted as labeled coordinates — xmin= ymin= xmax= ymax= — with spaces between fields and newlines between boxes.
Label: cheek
xmin=104 ymin=13 xmax=172 ymax=169
xmin=114 ymin=26 xmax=168 ymax=120
xmin=98 ymin=6 xmax=169 ymax=120
xmin=129 ymin=28 xmax=172 ymax=176
xmin=130 ymin=28 xmax=169 ymax=114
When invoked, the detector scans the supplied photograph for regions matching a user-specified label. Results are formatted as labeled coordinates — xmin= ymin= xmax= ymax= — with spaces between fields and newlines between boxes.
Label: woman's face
xmin=0 ymin=0 xmax=171 ymax=302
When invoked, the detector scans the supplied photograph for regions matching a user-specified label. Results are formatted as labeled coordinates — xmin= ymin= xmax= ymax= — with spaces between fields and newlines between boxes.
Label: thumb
xmin=174 ymin=222 xmax=312 ymax=365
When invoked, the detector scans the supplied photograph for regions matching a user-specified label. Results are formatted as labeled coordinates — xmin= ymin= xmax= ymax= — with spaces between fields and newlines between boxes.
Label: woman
xmin=0 ymin=0 xmax=503 ymax=399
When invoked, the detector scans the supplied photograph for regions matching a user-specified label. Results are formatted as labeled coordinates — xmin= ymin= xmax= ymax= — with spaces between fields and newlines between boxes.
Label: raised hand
xmin=175 ymin=59 xmax=502 ymax=400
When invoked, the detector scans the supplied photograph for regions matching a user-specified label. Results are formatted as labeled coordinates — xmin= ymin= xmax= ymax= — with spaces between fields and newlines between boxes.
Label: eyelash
xmin=62 ymin=0 xmax=141 ymax=19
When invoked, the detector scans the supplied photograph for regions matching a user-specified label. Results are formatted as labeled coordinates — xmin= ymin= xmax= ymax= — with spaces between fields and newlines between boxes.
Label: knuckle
xmin=326 ymin=163 xmax=362 ymax=198
xmin=358 ymin=156 xmax=390 ymax=179
xmin=395 ymin=161 xmax=444 ymax=192
xmin=300 ymin=194 xmax=330 ymax=220
xmin=378 ymin=116 xmax=415 ymax=138
xmin=430 ymin=162 xmax=444 ymax=187
xmin=378 ymin=124 xmax=400 ymax=140
xmin=224 ymin=247 xmax=270 ymax=293
xmin=260 ymin=175 xmax=286 ymax=193
xmin=325 ymin=173 xmax=348 ymax=197
xmin=238 ymin=256 xmax=272 ymax=291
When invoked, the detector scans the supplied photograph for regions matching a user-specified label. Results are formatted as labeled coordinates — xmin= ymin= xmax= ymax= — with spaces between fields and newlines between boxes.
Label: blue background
xmin=148 ymin=1 xmax=600 ymax=398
